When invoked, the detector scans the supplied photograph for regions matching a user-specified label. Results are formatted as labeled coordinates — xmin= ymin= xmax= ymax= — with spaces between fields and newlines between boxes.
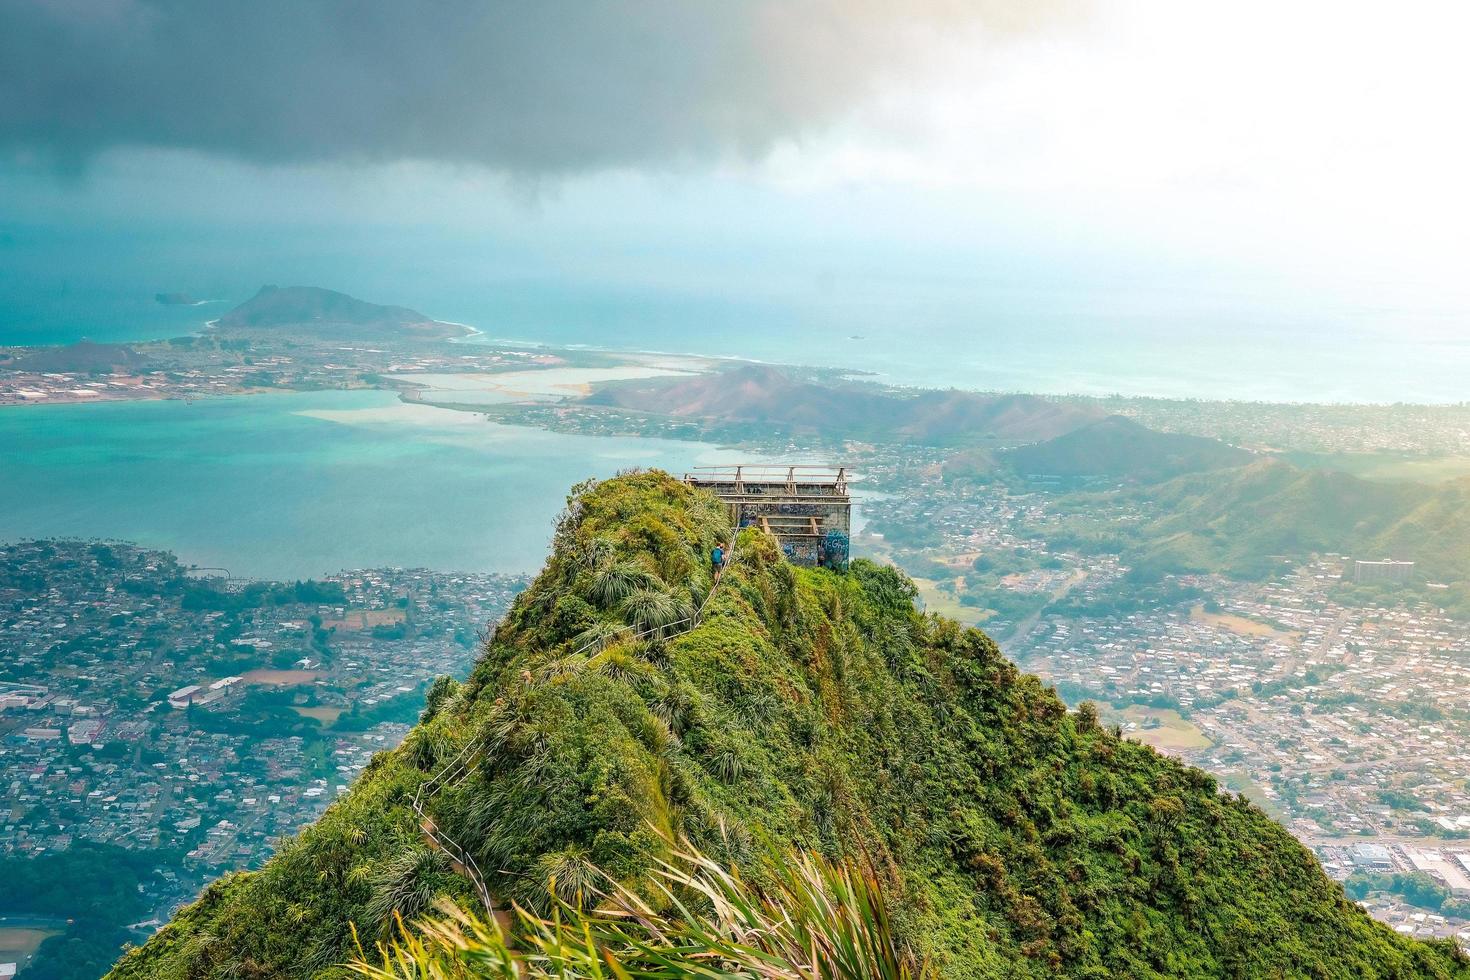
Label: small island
xmin=212 ymin=285 xmax=469 ymax=341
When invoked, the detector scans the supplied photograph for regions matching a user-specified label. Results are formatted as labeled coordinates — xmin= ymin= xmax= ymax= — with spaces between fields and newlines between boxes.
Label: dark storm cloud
xmin=0 ymin=0 xmax=1069 ymax=174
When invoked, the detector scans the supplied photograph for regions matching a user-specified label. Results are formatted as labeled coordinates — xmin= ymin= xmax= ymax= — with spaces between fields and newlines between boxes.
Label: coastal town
xmin=1113 ymin=396 xmax=1470 ymax=457
xmin=0 ymin=540 xmax=524 ymax=932
xmin=0 ymin=332 xmax=560 ymax=407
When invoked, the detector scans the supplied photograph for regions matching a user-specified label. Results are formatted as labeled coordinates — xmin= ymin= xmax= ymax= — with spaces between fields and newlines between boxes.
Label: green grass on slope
xmin=1054 ymin=459 xmax=1470 ymax=590
xmin=108 ymin=471 xmax=1467 ymax=979
xmin=1002 ymin=416 xmax=1252 ymax=484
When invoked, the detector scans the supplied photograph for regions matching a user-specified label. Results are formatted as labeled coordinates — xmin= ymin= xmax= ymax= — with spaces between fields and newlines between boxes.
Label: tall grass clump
xmin=348 ymin=839 xmax=930 ymax=980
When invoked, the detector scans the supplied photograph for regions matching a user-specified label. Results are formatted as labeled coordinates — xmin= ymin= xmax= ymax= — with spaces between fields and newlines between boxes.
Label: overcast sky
xmin=5 ymin=0 xmax=1470 ymax=332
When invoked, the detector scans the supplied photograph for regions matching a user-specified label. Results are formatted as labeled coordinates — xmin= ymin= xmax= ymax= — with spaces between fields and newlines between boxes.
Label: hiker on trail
xmin=711 ymin=544 xmax=724 ymax=575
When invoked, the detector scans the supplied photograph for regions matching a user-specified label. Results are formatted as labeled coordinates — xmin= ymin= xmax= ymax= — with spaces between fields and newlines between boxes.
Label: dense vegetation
xmin=1039 ymin=459 xmax=1470 ymax=611
xmin=109 ymin=472 xmax=1467 ymax=978
xmin=179 ymin=577 xmax=348 ymax=612
xmin=0 ymin=843 xmax=168 ymax=980
xmin=1346 ymin=873 xmax=1470 ymax=920
xmin=1116 ymin=461 xmax=1458 ymax=577
xmin=9 ymin=339 xmax=150 ymax=373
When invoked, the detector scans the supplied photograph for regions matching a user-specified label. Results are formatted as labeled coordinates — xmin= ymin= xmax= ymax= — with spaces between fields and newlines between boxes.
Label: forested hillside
xmin=109 ymin=472 xmax=1466 ymax=979
xmin=1098 ymin=460 xmax=1470 ymax=587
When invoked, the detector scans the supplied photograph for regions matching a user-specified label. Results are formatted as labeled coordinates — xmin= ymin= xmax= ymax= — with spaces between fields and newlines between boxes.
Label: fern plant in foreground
xmin=349 ymin=841 xmax=930 ymax=980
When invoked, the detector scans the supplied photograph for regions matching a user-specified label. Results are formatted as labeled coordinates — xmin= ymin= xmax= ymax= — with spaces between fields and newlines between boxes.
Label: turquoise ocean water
xmin=0 ymin=390 xmax=754 ymax=578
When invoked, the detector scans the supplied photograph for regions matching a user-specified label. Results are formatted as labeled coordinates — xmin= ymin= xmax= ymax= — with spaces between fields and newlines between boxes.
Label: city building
xmin=68 ymin=719 xmax=106 ymax=745
xmin=1352 ymin=843 xmax=1395 ymax=869
xmin=168 ymin=685 xmax=204 ymax=709
xmin=1353 ymin=559 xmax=1416 ymax=584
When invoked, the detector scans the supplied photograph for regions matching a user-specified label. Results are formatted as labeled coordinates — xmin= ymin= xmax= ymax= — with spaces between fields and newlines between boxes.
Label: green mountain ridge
xmin=1107 ymin=459 xmax=1470 ymax=587
xmin=108 ymin=472 xmax=1466 ymax=978
xmin=584 ymin=365 xmax=1101 ymax=445
xmin=1000 ymin=416 xmax=1254 ymax=484
xmin=942 ymin=416 xmax=1253 ymax=486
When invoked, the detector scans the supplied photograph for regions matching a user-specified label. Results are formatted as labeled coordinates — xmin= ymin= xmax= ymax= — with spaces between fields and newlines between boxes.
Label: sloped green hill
xmin=109 ymin=472 xmax=1465 ymax=979
xmin=1002 ymin=416 xmax=1253 ymax=483
xmin=942 ymin=417 xmax=1249 ymax=486
xmin=1119 ymin=459 xmax=1470 ymax=583
xmin=585 ymin=365 xmax=1100 ymax=446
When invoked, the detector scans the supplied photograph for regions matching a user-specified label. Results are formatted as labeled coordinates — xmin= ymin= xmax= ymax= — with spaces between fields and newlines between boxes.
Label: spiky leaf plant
xmin=366 ymin=846 xmax=458 ymax=931
xmin=620 ymin=587 xmax=685 ymax=637
xmin=590 ymin=559 xmax=658 ymax=608
xmin=349 ymin=840 xmax=930 ymax=980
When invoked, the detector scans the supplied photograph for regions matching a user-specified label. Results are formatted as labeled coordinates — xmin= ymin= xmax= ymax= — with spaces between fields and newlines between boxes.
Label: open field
xmin=389 ymin=363 xmax=704 ymax=408
xmin=291 ymin=705 xmax=345 ymax=724
xmin=321 ymin=609 xmax=403 ymax=632
xmin=938 ymin=551 xmax=984 ymax=571
xmin=0 ymin=923 xmax=62 ymax=965
xmin=912 ymin=576 xmax=986 ymax=627
xmin=242 ymin=669 xmax=321 ymax=686
xmin=1191 ymin=604 xmax=1300 ymax=641
xmin=1114 ymin=705 xmax=1213 ymax=751
xmin=1222 ymin=771 xmax=1280 ymax=819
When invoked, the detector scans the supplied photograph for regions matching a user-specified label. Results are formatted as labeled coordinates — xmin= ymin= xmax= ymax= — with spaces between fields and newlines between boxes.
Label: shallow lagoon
xmin=386 ymin=364 xmax=698 ymax=406
xmin=0 ymin=390 xmax=747 ymax=578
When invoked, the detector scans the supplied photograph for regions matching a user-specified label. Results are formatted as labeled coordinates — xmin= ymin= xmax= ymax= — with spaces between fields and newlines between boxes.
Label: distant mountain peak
xmin=998 ymin=414 xmax=1254 ymax=483
xmin=213 ymin=285 xmax=466 ymax=340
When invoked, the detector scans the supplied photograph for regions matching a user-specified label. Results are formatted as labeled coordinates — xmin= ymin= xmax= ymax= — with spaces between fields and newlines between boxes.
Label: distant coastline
xmin=155 ymin=292 xmax=220 ymax=307
xmin=6 ymin=285 xmax=1470 ymax=406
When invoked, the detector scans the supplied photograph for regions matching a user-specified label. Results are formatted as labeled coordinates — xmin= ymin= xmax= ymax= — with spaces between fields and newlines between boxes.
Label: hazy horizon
xmin=2 ymin=230 xmax=1464 ymax=404
xmin=5 ymin=0 xmax=1469 ymax=404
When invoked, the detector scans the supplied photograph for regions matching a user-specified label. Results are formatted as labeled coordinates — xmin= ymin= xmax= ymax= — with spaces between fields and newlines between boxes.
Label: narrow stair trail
xmin=409 ymin=534 xmax=740 ymax=913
